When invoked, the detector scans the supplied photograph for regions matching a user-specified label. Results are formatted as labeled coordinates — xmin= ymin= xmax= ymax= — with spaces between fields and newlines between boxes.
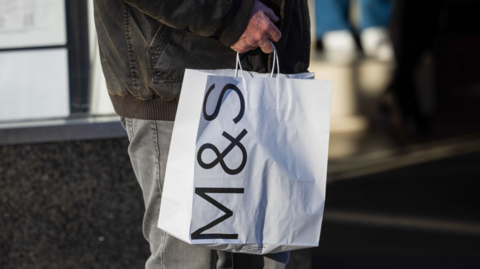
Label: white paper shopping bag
xmin=158 ymin=52 xmax=332 ymax=255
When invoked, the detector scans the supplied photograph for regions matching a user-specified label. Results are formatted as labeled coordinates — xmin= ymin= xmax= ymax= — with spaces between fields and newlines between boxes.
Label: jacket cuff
xmin=216 ymin=0 xmax=256 ymax=47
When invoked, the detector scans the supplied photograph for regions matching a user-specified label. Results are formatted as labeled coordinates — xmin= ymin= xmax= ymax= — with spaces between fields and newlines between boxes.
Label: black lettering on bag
xmin=191 ymin=188 xmax=245 ymax=240
xmin=203 ymin=83 xmax=245 ymax=124
xmin=197 ymin=129 xmax=248 ymax=175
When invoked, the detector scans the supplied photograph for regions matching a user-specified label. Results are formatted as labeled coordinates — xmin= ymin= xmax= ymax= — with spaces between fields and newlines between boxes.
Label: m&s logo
xmin=191 ymin=83 xmax=247 ymax=240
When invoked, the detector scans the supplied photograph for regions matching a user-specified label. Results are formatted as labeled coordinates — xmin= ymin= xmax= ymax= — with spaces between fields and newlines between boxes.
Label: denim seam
xmin=128 ymin=118 xmax=135 ymax=139
xmin=125 ymin=118 xmax=131 ymax=140
xmin=153 ymin=121 xmax=164 ymax=193
xmin=152 ymin=120 xmax=167 ymax=269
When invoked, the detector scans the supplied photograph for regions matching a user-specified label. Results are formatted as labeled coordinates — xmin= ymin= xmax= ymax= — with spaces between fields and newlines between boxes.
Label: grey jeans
xmin=121 ymin=117 xmax=290 ymax=269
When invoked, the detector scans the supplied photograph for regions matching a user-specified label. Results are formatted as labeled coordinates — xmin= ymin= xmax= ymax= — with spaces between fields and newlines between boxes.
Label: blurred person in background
xmin=383 ymin=0 xmax=480 ymax=137
xmin=315 ymin=0 xmax=393 ymax=64
xmin=381 ymin=0 xmax=442 ymax=136
xmin=382 ymin=0 xmax=444 ymax=136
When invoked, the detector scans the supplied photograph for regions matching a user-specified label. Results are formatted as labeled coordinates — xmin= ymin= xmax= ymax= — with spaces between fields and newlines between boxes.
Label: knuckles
xmin=258 ymin=19 xmax=270 ymax=32
xmin=252 ymin=32 xmax=264 ymax=43
xmin=232 ymin=4 xmax=282 ymax=53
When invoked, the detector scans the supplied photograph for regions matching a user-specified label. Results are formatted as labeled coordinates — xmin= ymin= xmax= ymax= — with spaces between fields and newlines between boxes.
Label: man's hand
xmin=231 ymin=0 xmax=281 ymax=54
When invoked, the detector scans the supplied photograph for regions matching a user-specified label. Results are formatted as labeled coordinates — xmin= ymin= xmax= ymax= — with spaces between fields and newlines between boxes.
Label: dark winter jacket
xmin=94 ymin=0 xmax=311 ymax=120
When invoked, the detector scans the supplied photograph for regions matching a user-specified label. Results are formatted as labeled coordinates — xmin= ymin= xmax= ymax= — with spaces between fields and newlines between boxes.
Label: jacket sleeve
xmin=123 ymin=0 xmax=255 ymax=47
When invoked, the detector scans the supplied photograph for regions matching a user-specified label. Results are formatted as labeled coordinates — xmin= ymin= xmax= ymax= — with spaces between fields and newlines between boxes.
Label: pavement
xmin=2 ymin=127 xmax=480 ymax=268
xmin=287 ymin=133 xmax=480 ymax=269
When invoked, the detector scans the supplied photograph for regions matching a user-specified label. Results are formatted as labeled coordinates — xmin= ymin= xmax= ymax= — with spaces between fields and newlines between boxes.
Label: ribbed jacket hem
xmin=109 ymin=94 xmax=178 ymax=121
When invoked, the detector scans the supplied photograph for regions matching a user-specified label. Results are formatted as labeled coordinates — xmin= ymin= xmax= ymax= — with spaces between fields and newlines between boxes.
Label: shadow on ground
xmin=289 ymin=151 xmax=480 ymax=269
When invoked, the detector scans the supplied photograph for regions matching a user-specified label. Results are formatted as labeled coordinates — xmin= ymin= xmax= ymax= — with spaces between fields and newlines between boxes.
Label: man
xmin=94 ymin=0 xmax=310 ymax=268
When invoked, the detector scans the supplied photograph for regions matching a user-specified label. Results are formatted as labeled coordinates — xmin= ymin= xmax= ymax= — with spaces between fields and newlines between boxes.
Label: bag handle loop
xmin=269 ymin=44 xmax=280 ymax=78
xmin=235 ymin=42 xmax=280 ymax=78
xmin=235 ymin=53 xmax=245 ymax=78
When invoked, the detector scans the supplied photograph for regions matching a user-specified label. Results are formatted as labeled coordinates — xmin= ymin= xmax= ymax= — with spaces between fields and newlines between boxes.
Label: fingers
xmin=266 ymin=20 xmax=282 ymax=42
xmin=231 ymin=40 xmax=252 ymax=53
xmin=233 ymin=32 xmax=276 ymax=54
xmin=231 ymin=29 xmax=279 ymax=54
xmin=230 ymin=1 xmax=282 ymax=54
xmin=259 ymin=39 xmax=274 ymax=54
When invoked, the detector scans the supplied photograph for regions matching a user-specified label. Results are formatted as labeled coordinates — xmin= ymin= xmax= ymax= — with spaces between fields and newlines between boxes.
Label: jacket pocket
xmin=147 ymin=24 xmax=174 ymax=84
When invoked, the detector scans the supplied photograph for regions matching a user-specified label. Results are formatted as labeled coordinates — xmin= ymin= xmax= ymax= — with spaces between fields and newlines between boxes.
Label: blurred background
xmin=1 ymin=0 xmax=479 ymax=268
